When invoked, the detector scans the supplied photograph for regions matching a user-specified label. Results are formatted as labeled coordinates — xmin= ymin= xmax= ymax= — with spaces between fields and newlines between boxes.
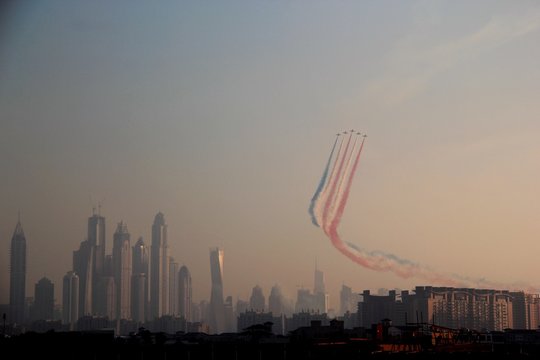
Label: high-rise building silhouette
xmin=9 ymin=218 xmax=27 ymax=324
xmin=209 ymin=247 xmax=225 ymax=333
xmin=249 ymin=285 xmax=266 ymax=312
xmin=169 ymin=257 xmax=179 ymax=316
xmin=62 ymin=271 xmax=79 ymax=330
xmin=178 ymin=265 xmax=192 ymax=322
xmin=131 ymin=237 xmax=148 ymax=323
xmin=88 ymin=210 xmax=106 ymax=313
xmin=33 ymin=277 xmax=54 ymax=321
xmin=150 ymin=212 xmax=168 ymax=319
xmin=73 ymin=239 xmax=93 ymax=317
xmin=269 ymin=285 xmax=285 ymax=315
xmin=313 ymin=268 xmax=328 ymax=313
xmin=112 ymin=221 xmax=131 ymax=320
xmin=340 ymin=284 xmax=354 ymax=316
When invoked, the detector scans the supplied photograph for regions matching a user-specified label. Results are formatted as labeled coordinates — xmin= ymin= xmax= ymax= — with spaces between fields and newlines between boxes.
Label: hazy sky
xmin=2 ymin=1 xmax=540 ymax=308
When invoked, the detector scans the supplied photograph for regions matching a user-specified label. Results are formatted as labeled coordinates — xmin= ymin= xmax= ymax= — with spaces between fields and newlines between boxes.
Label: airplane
xmin=356 ymin=132 xmax=361 ymax=135
xmin=363 ymin=134 xmax=367 ymax=138
xmin=336 ymin=133 xmax=341 ymax=136
xmin=350 ymin=129 xmax=355 ymax=132
xmin=343 ymin=131 xmax=348 ymax=134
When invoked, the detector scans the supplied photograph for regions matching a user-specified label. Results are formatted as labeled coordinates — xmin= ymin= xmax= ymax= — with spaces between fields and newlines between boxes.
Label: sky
xmin=1 ymin=1 xmax=540 ymax=309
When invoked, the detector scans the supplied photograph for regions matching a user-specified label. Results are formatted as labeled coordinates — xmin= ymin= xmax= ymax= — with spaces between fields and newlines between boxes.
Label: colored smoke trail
xmin=308 ymin=135 xmax=339 ymax=227
xmin=310 ymin=132 xmax=537 ymax=290
xmin=321 ymin=132 xmax=353 ymax=235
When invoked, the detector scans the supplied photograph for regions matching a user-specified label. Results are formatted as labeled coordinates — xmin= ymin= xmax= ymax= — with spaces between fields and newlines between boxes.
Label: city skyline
xmin=2 ymin=1 xmax=540 ymax=311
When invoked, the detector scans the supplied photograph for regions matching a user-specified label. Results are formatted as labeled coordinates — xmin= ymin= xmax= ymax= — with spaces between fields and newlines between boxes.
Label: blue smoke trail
xmin=309 ymin=136 xmax=339 ymax=226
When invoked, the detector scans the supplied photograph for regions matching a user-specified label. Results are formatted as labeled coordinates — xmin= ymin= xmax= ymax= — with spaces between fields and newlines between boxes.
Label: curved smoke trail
xmin=310 ymin=133 xmax=536 ymax=290
xmin=308 ymin=135 xmax=339 ymax=227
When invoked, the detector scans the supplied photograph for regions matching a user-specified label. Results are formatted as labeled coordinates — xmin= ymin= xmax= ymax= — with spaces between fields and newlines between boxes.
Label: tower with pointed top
xmin=150 ymin=212 xmax=168 ymax=319
xmin=9 ymin=218 xmax=27 ymax=324
xmin=209 ymin=247 xmax=225 ymax=333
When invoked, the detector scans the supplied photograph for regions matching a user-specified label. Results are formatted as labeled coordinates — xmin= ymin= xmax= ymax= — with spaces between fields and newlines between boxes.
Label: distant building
xmin=178 ymin=265 xmax=192 ymax=322
xmin=131 ymin=237 xmax=149 ymax=323
xmin=112 ymin=221 xmax=131 ymax=320
xmin=33 ymin=277 xmax=54 ymax=321
xmin=268 ymin=285 xmax=286 ymax=315
xmin=358 ymin=287 xmax=516 ymax=332
xmin=73 ymin=239 xmax=93 ymax=317
xmin=62 ymin=271 xmax=79 ymax=329
xmin=249 ymin=285 xmax=265 ymax=312
xmin=9 ymin=218 xmax=26 ymax=324
xmin=313 ymin=268 xmax=328 ymax=314
xmin=168 ymin=257 xmax=179 ymax=316
xmin=208 ymin=248 xmax=225 ymax=333
xmin=150 ymin=212 xmax=168 ymax=319
xmin=88 ymin=211 xmax=106 ymax=315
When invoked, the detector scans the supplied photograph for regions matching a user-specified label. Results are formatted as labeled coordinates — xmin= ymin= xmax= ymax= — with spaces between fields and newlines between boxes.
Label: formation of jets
xmin=336 ymin=129 xmax=367 ymax=137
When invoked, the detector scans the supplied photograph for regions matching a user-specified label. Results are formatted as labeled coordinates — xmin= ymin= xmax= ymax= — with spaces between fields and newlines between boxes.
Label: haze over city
xmin=2 ymin=0 xmax=540 ymax=312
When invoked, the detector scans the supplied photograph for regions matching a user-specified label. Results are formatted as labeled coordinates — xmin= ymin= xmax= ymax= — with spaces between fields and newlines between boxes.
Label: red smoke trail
xmin=321 ymin=132 xmax=353 ymax=235
xmin=324 ymin=138 xmax=461 ymax=283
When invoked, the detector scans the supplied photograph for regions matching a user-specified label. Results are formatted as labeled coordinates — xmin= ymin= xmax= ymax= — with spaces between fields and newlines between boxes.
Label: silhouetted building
xmin=236 ymin=299 xmax=249 ymax=316
xmin=9 ymin=218 xmax=26 ymax=324
xmin=33 ymin=277 xmax=54 ymax=321
xmin=112 ymin=221 xmax=131 ymax=320
xmin=286 ymin=311 xmax=329 ymax=333
xmin=269 ymin=285 xmax=286 ymax=315
xmin=340 ymin=284 xmax=359 ymax=316
xmin=150 ymin=212 xmax=168 ymax=319
xmin=62 ymin=271 xmax=79 ymax=330
xmin=95 ymin=276 xmax=116 ymax=320
xmin=131 ymin=236 xmax=148 ymax=322
xmin=313 ymin=268 xmax=328 ymax=313
xmin=88 ymin=211 xmax=106 ymax=315
xmin=511 ymin=291 xmax=540 ymax=329
xmin=73 ymin=239 xmax=93 ymax=317
xmin=168 ymin=257 xmax=179 ymax=316
xmin=178 ymin=265 xmax=192 ymax=322
xmin=250 ymin=285 xmax=266 ymax=312
xmin=209 ymin=247 xmax=225 ymax=333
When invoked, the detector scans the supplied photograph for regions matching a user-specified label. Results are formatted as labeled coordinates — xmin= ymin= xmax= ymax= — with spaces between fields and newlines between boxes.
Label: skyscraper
xmin=209 ymin=247 xmax=225 ymax=333
xmin=168 ymin=257 xmax=179 ymax=316
xmin=62 ymin=271 xmax=79 ymax=330
xmin=269 ymin=285 xmax=285 ymax=315
xmin=9 ymin=219 xmax=26 ymax=324
xmin=249 ymin=285 xmax=266 ymax=312
xmin=150 ymin=212 xmax=168 ymax=319
xmin=112 ymin=221 xmax=131 ymax=320
xmin=131 ymin=237 xmax=148 ymax=323
xmin=178 ymin=265 xmax=192 ymax=322
xmin=33 ymin=277 xmax=54 ymax=321
xmin=313 ymin=268 xmax=328 ymax=313
xmin=73 ymin=239 xmax=93 ymax=317
xmin=88 ymin=210 xmax=106 ymax=312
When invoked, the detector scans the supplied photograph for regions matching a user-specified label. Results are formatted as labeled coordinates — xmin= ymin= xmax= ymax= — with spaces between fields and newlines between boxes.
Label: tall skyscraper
xmin=269 ymin=285 xmax=285 ymax=315
xmin=313 ymin=268 xmax=328 ymax=313
xmin=131 ymin=237 xmax=148 ymax=323
xmin=112 ymin=221 xmax=131 ymax=320
xmin=33 ymin=277 xmax=54 ymax=321
xmin=73 ymin=239 xmax=93 ymax=317
xmin=209 ymin=247 xmax=225 ymax=333
xmin=9 ymin=219 xmax=27 ymax=324
xmin=62 ymin=271 xmax=79 ymax=330
xmin=249 ymin=285 xmax=266 ymax=312
xmin=178 ymin=265 xmax=192 ymax=322
xmin=88 ymin=210 xmax=106 ymax=312
xmin=168 ymin=257 xmax=179 ymax=316
xmin=150 ymin=212 xmax=168 ymax=319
